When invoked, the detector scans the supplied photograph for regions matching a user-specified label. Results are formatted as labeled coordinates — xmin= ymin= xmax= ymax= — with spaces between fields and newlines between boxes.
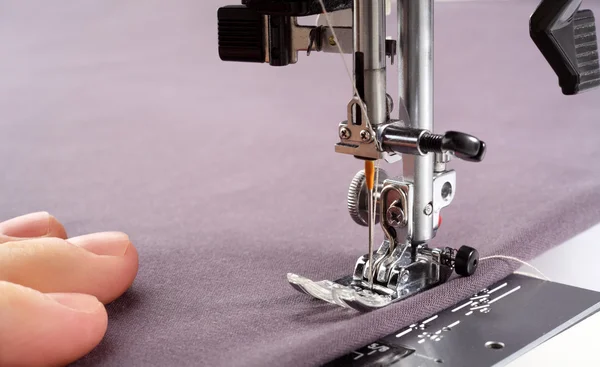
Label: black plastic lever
xmin=420 ymin=131 xmax=487 ymax=163
xmin=530 ymin=0 xmax=600 ymax=95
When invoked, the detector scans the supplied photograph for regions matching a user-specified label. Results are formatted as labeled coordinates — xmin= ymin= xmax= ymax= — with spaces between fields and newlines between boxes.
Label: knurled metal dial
xmin=347 ymin=168 xmax=388 ymax=226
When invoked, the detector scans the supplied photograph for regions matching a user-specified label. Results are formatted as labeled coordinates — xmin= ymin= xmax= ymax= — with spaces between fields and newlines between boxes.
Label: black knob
xmin=419 ymin=131 xmax=487 ymax=163
xmin=455 ymin=246 xmax=479 ymax=277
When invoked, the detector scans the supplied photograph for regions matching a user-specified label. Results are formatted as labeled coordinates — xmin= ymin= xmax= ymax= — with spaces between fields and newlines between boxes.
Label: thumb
xmin=0 ymin=281 xmax=108 ymax=367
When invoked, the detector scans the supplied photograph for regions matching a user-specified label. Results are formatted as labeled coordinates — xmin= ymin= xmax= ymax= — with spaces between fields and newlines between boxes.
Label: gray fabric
xmin=1 ymin=0 xmax=599 ymax=366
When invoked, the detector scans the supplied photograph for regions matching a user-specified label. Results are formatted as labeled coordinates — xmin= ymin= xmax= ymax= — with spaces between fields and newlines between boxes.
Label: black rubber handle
xmin=419 ymin=131 xmax=487 ymax=163
xmin=530 ymin=0 xmax=600 ymax=95
xmin=442 ymin=131 xmax=487 ymax=163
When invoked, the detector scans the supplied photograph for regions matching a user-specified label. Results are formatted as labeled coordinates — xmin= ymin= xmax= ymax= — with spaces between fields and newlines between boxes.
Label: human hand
xmin=0 ymin=212 xmax=139 ymax=366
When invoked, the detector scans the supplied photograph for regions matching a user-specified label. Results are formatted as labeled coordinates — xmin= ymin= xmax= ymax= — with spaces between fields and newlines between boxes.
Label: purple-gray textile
xmin=1 ymin=0 xmax=599 ymax=366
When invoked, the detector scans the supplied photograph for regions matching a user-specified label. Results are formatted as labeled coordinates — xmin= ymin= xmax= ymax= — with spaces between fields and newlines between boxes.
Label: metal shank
xmin=399 ymin=0 xmax=434 ymax=244
xmin=354 ymin=0 xmax=387 ymax=128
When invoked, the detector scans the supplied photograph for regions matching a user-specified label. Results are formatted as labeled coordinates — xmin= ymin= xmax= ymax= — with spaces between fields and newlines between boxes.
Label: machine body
xmin=216 ymin=0 xmax=599 ymax=311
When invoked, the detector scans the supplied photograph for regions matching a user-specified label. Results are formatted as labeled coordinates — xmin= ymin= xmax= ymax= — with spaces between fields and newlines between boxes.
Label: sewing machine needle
xmin=365 ymin=160 xmax=375 ymax=289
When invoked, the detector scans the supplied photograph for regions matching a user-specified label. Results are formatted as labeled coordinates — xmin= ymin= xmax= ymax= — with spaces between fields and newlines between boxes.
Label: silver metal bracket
xmin=432 ymin=170 xmax=456 ymax=231
xmin=335 ymin=97 xmax=383 ymax=160
xmin=292 ymin=20 xmax=353 ymax=61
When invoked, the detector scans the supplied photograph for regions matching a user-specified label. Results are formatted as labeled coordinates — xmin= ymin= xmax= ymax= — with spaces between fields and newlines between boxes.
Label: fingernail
xmin=48 ymin=293 xmax=103 ymax=313
xmin=69 ymin=232 xmax=131 ymax=256
xmin=0 ymin=211 xmax=50 ymax=237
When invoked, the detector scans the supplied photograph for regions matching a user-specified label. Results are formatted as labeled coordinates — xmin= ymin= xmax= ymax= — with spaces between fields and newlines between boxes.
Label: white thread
xmin=316 ymin=0 xmax=375 ymax=133
xmin=480 ymin=255 xmax=550 ymax=281
xmin=513 ymin=271 xmax=548 ymax=281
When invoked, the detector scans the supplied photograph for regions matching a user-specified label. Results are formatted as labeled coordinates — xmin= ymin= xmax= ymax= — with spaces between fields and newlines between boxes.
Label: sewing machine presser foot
xmin=288 ymin=169 xmax=479 ymax=311
xmin=288 ymin=241 xmax=478 ymax=311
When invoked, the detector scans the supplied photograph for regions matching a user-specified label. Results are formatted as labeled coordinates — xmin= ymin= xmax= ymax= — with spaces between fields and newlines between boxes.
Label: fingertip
xmin=0 ymin=211 xmax=67 ymax=240
xmin=69 ymin=232 xmax=130 ymax=257
xmin=47 ymin=214 xmax=68 ymax=239
xmin=47 ymin=293 xmax=108 ymax=350
xmin=1 ymin=235 xmax=140 ymax=305
xmin=0 ymin=212 xmax=50 ymax=238
xmin=0 ymin=282 xmax=108 ymax=367
xmin=103 ymin=237 xmax=139 ymax=304
xmin=48 ymin=293 xmax=106 ymax=314
xmin=68 ymin=232 xmax=139 ymax=304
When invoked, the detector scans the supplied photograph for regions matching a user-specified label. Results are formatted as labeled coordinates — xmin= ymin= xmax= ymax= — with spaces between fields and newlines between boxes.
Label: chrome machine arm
xmin=216 ymin=0 xmax=599 ymax=310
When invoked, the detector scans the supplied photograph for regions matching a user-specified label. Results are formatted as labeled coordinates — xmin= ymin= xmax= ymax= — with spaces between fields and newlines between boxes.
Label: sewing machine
xmin=216 ymin=0 xmax=597 ymax=307
xmin=216 ymin=0 xmax=600 ymax=365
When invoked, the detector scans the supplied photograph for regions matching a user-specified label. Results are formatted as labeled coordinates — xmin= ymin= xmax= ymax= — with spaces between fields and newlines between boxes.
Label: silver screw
xmin=386 ymin=206 xmax=405 ymax=227
xmin=339 ymin=127 xmax=351 ymax=140
xmin=400 ymin=272 xmax=409 ymax=284
xmin=360 ymin=130 xmax=372 ymax=142
xmin=424 ymin=203 xmax=433 ymax=216
xmin=435 ymin=152 xmax=451 ymax=164
xmin=434 ymin=152 xmax=451 ymax=173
